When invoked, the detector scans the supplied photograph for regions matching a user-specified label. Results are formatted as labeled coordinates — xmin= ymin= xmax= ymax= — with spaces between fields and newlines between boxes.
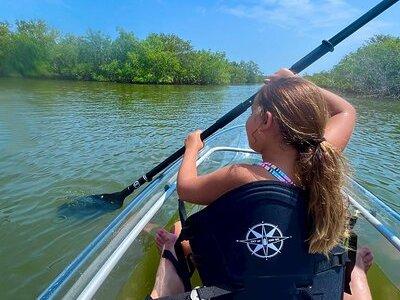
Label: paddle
xmin=68 ymin=0 xmax=399 ymax=211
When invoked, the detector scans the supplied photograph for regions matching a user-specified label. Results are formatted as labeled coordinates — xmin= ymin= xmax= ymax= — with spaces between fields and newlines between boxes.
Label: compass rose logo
xmin=236 ymin=222 xmax=291 ymax=259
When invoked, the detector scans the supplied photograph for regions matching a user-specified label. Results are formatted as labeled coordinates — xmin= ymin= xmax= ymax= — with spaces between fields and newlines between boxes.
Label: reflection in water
xmin=0 ymin=78 xmax=398 ymax=298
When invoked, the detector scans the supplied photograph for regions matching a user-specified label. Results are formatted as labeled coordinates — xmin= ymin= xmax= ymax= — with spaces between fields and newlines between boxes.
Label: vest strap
xmin=178 ymin=199 xmax=188 ymax=225
xmin=314 ymin=249 xmax=348 ymax=274
xmin=162 ymin=250 xmax=192 ymax=292
xmin=345 ymin=214 xmax=359 ymax=294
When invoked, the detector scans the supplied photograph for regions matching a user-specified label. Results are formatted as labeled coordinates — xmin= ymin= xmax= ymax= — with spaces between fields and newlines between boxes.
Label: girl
xmin=149 ymin=68 xmax=371 ymax=299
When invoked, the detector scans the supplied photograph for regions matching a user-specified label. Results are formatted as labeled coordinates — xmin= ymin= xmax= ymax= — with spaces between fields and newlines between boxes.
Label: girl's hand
xmin=184 ymin=130 xmax=204 ymax=152
xmin=264 ymin=68 xmax=296 ymax=83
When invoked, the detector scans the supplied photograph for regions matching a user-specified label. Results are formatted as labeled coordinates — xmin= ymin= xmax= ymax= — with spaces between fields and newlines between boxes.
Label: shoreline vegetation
xmin=0 ymin=20 xmax=263 ymax=85
xmin=307 ymin=35 xmax=400 ymax=98
xmin=1 ymin=20 xmax=398 ymax=97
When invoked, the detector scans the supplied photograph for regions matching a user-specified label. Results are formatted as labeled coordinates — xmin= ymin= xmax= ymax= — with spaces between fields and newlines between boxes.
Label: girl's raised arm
xmin=320 ymin=88 xmax=356 ymax=151
xmin=267 ymin=68 xmax=356 ymax=152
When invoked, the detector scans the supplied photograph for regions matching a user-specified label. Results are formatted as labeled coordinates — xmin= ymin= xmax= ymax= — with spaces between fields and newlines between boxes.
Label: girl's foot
xmin=354 ymin=246 xmax=374 ymax=274
xmin=155 ymin=222 xmax=192 ymax=257
xmin=155 ymin=228 xmax=178 ymax=252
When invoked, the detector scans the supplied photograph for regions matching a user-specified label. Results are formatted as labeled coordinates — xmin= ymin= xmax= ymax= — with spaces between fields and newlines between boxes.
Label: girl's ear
xmin=260 ymin=111 xmax=273 ymax=132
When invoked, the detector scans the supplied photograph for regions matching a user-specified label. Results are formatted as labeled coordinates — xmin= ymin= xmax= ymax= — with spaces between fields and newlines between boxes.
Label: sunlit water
xmin=0 ymin=78 xmax=399 ymax=299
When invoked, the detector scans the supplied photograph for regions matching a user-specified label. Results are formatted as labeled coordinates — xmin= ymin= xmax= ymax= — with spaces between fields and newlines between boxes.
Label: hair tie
xmin=296 ymin=137 xmax=325 ymax=153
xmin=310 ymin=137 xmax=325 ymax=146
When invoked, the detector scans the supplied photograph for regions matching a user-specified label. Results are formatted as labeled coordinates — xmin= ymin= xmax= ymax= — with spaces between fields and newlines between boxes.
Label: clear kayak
xmin=39 ymin=125 xmax=400 ymax=300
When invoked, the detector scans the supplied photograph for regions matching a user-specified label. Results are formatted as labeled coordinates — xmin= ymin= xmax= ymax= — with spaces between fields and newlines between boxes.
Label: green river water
xmin=0 ymin=78 xmax=399 ymax=299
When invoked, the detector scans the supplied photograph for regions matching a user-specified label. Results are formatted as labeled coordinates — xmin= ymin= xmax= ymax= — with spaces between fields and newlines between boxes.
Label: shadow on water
xmin=57 ymin=194 xmax=121 ymax=221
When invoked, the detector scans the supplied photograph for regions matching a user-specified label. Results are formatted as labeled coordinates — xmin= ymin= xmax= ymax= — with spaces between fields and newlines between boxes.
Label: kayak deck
xmin=39 ymin=125 xmax=400 ymax=299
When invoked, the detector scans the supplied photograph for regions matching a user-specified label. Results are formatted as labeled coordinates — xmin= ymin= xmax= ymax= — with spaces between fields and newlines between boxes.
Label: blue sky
xmin=0 ymin=0 xmax=399 ymax=74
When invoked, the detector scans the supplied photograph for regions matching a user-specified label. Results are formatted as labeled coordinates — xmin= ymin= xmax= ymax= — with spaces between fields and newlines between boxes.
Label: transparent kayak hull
xmin=39 ymin=125 xmax=400 ymax=300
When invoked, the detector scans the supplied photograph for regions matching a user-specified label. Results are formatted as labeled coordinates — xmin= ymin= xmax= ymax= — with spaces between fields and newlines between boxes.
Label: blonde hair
xmin=256 ymin=77 xmax=348 ymax=255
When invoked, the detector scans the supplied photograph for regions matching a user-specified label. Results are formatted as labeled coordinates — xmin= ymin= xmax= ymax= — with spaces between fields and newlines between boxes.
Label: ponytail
xmin=296 ymin=141 xmax=348 ymax=255
xmin=257 ymin=77 xmax=350 ymax=255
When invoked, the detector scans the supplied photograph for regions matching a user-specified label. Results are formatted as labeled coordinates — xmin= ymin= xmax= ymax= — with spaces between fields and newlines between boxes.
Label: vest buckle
xmin=190 ymin=286 xmax=204 ymax=300
xmin=189 ymin=286 xmax=232 ymax=300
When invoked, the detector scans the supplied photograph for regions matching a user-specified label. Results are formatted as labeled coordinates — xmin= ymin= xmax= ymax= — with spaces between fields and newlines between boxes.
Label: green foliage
xmin=0 ymin=22 xmax=12 ymax=75
xmin=230 ymin=61 xmax=263 ymax=84
xmin=0 ymin=20 xmax=263 ymax=85
xmin=307 ymin=35 xmax=400 ymax=97
xmin=0 ymin=21 xmax=57 ymax=77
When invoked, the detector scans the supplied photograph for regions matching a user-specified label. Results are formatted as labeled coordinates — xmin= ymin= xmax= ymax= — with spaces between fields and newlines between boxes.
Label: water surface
xmin=0 ymin=78 xmax=398 ymax=299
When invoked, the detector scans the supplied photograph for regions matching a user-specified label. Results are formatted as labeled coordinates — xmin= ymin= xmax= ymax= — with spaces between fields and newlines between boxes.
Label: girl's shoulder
xmin=177 ymin=163 xmax=278 ymax=205
xmin=226 ymin=163 xmax=276 ymax=186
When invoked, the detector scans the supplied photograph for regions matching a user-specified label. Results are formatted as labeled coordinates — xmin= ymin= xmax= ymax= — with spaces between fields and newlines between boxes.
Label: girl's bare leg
xmin=150 ymin=221 xmax=190 ymax=298
xmin=150 ymin=228 xmax=184 ymax=298
xmin=344 ymin=246 xmax=373 ymax=300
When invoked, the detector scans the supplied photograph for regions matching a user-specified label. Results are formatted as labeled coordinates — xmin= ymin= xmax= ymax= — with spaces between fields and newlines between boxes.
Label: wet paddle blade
xmin=57 ymin=192 xmax=124 ymax=220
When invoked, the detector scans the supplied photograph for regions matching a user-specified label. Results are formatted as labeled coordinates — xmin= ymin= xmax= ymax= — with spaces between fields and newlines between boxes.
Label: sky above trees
xmin=0 ymin=0 xmax=399 ymax=74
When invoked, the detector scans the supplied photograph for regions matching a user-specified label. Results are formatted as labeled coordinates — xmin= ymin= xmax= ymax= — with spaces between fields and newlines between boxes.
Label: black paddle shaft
xmin=119 ymin=0 xmax=399 ymax=200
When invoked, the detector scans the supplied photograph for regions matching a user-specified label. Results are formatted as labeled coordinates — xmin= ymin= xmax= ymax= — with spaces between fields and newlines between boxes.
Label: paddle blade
xmin=57 ymin=192 xmax=124 ymax=220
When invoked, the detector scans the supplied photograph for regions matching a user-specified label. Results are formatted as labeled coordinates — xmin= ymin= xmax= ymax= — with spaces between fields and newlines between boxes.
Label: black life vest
xmin=176 ymin=181 xmax=348 ymax=299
